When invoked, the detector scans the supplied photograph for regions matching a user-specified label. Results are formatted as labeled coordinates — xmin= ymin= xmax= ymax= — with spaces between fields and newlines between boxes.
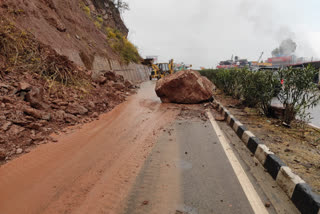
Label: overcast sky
xmin=123 ymin=0 xmax=320 ymax=68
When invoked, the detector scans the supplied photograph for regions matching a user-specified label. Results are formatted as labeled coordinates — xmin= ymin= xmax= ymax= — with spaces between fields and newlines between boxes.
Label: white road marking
xmin=207 ymin=110 xmax=269 ymax=214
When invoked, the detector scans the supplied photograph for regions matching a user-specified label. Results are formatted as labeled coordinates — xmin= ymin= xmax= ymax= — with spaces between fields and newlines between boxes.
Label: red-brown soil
xmin=0 ymin=0 xmax=127 ymax=68
xmin=0 ymin=65 xmax=135 ymax=163
xmin=0 ymin=3 xmax=137 ymax=163
xmin=0 ymin=81 xmax=180 ymax=214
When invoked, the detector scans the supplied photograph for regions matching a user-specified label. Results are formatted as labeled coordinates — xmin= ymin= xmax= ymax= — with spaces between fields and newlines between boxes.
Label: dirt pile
xmin=0 ymin=16 xmax=135 ymax=163
xmin=155 ymin=70 xmax=215 ymax=104
xmin=0 ymin=69 xmax=134 ymax=162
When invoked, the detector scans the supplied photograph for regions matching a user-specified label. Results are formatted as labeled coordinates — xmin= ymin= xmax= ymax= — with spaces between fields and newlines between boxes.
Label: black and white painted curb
xmin=214 ymin=101 xmax=320 ymax=214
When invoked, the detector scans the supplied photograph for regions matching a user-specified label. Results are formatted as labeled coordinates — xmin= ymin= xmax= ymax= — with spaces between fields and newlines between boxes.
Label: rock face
xmin=155 ymin=70 xmax=215 ymax=104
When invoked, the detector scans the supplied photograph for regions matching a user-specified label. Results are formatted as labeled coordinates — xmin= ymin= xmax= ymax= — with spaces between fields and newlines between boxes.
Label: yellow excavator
xmin=149 ymin=59 xmax=174 ymax=80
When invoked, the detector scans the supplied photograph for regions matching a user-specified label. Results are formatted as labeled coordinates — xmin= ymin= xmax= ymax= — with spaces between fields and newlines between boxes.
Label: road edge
xmin=213 ymin=101 xmax=320 ymax=214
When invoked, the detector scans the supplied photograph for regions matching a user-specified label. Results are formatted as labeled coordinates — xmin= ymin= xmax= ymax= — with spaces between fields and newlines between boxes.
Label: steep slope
xmin=0 ymin=0 xmax=129 ymax=69
xmin=0 ymin=1 xmax=149 ymax=163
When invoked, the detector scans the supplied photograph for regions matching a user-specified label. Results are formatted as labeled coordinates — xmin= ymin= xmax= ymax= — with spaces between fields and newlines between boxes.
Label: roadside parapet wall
xmin=213 ymin=101 xmax=320 ymax=214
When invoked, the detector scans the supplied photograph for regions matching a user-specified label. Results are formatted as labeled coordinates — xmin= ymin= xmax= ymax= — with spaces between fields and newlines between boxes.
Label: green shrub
xmin=278 ymin=66 xmax=320 ymax=124
xmin=201 ymin=67 xmax=320 ymax=124
xmin=106 ymin=28 xmax=140 ymax=64
xmin=200 ymin=68 xmax=280 ymax=116
xmin=241 ymin=70 xmax=279 ymax=116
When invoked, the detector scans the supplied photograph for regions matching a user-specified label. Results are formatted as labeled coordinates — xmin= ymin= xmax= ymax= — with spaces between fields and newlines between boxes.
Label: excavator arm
xmin=168 ymin=59 xmax=174 ymax=74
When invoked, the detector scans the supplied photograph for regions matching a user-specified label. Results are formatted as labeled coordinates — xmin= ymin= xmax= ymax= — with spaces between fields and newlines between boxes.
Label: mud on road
xmin=0 ymin=81 xmax=299 ymax=214
xmin=0 ymin=81 xmax=180 ymax=214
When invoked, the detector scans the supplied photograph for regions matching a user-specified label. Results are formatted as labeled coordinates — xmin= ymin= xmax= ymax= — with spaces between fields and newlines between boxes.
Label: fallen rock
xmin=0 ymin=149 xmax=6 ymax=160
xmin=124 ymin=80 xmax=133 ymax=88
xmin=23 ymin=107 xmax=42 ymax=119
xmin=27 ymin=122 xmax=43 ymax=130
xmin=0 ymin=136 xmax=5 ymax=144
xmin=0 ymin=83 xmax=10 ymax=89
xmin=23 ymin=107 xmax=51 ymax=121
xmin=64 ymin=113 xmax=79 ymax=123
xmin=2 ymin=121 xmax=12 ymax=131
xmin=88 ymin=101 xmax=95 ymax=109
xmin=155 ymin=70 xmax=215 ymax=104
xmin=91 ymin=71 xmax=108 ymax=84
xmin=66 ymin=103 xmax=88 ymax=115
xmin=1 ymin=96 xmax=15 ymax=104
xmin=52 ymin=110 xmax=66 ymax=122
xmin=25 ymin=87 xmax=49 ymax=110
xmin=91 ymin=112 xmax=99 ymax=118
xmin=7 ymin=124 xmax=25 ymax=135
xmin=16 ymin=148 xmax=23 ymax=154
xmin=113 ymin=82 xmax=125 ymax=91
xmin=103 ymin=70 xmax=117 ymax=81
xmin=31 ymin=132 xmax=45 ymax=141
xmin=18 ymin=82 xmax=32 ymax=91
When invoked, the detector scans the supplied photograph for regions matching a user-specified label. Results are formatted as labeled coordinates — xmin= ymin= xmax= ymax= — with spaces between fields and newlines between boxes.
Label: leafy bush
xmin=201 ymin=69 xmax=280 ymax=116
xmin=106 ymin=28 xmax=140 ymax=64
xmin=241 ymin=70 xmax=279 ymax=116
xmin=278 ymin=66 xmax=320 ymax=124
xmin=200 ymin=67 xmax=320 ymax=125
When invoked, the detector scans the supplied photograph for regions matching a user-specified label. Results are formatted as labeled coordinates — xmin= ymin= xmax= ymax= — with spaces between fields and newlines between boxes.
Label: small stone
xmin=92 ymin=112 xmax=99 ymax=118
xmin=0 ymin=149 xmax=6 ymax=160
xmin=2 ymin=121 xmax=12 ymax=131
xmin=18 ymin=82 xmax=32 ymax=91
xmin=16 ymin=148 xmax=23 ymax=154
xmin=265 ymin=202 xmax=271 ymax=208
xmin=141 ymin=200 xmax=149 ymax=206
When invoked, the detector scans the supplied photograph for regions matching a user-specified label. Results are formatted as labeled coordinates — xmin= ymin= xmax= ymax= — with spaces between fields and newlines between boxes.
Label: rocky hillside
xmin=0 ymin=0 xmax=143 ymax=163
xmin=0 ymin=0 xmax=132 ymax=69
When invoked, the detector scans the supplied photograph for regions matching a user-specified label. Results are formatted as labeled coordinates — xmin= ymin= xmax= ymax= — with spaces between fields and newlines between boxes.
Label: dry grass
xmin=0 ymin=16 xmax=89 ymax=87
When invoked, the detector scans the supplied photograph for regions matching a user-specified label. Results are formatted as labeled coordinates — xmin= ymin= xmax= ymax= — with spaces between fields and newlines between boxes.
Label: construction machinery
xmin=149 ymin=59 xmax=174 ymax=80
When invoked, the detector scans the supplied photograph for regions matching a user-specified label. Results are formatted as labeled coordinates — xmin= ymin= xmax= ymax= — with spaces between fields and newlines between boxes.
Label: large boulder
xmin=155 ymin=70 xmax=215 ymax=104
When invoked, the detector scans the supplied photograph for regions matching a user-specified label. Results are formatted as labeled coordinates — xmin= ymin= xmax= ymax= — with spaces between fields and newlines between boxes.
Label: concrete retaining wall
xmin=92 ymin=57 xmax=150 ymax=83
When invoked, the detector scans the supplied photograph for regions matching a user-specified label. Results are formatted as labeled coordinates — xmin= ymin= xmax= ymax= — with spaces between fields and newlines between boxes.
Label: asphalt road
xmin=0 ymin=81 xmax=299 ymax=214
xmin=122 ymin=115 xmax=256 ymax=214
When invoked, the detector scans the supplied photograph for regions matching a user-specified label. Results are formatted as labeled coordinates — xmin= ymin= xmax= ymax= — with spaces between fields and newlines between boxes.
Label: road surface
xmin=0 ymin=81 xmax=298 ymax=214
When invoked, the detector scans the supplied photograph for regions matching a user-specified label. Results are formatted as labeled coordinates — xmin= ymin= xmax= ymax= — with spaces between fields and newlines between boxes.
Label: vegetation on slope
xmin=106 ymin=27 xmax=140 ymax=64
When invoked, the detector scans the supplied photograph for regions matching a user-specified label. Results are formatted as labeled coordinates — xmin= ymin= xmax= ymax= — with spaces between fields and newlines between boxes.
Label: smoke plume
xmin=271 ymin=38 xmax=297 ymax=57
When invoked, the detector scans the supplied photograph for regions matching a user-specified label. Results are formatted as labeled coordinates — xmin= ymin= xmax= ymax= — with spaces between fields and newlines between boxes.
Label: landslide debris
xmin=0 ymin=16 xmax=135 ymax=163
xmin=155 ymin=70 xmax=215 ymax=104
